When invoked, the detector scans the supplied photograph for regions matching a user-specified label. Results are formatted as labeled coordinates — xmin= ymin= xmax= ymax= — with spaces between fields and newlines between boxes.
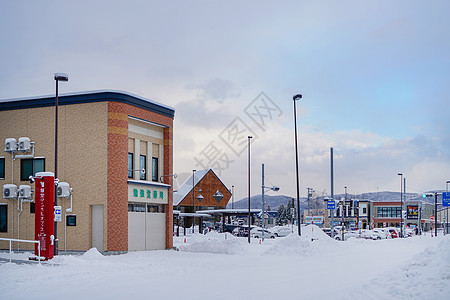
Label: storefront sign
xmin=407 ymin=205 xmax=419 ymax=219
xmin=305 ymin=216 xmax=323 ymax=224
xmin=127 ymin=182 xmax=169 ymax=205
xmin=132 ymin=188 xmax=164 ymax=200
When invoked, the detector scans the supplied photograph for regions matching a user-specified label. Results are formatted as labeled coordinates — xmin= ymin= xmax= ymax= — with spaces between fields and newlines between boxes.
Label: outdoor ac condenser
xmin=4 ymin=138 xmax=17 ymax=153
xmin=18 ymin=185 xmax=32 ymax=199
xmin=57 ymin=182 xmax=71 ymax=198
xmin=3 ymin=184 xmax=18 ymax=199
xmin=18 ymin=137 xmax=31 ymax=152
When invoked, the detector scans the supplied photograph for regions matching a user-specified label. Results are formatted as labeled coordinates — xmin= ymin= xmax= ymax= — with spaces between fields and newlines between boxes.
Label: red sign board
xmin=431 ymin=215 xmax=434 ymax=220
xmin=34 ymin=172 xmax=55 ymax=260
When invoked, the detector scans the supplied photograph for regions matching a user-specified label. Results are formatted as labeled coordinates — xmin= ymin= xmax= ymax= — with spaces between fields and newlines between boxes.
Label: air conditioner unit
xmin=3 ymin=184 xmax=18 ymax=199
xmin=57 ymin=182 xmax=71 ymax=198
xmin=18 ymin=137 xmax=31 ymax=152
xmin=18 ymin=185 xmax=32 ymax=199
xmin=5 ymin=138 xmax=17 ymax=153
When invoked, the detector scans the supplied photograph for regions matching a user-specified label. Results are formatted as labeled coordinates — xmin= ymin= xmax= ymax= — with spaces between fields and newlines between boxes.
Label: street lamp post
xmin=192 ymin=169 xmax=196 ymax=234
xmin=232 ymin=185 xmax=234 ymax=209
xmin=293 ymin=94 xmax=302 ymax=236
xmin=247 ymin=136 xmax=253 ymax=243
xmin=261 ymin=164 xmax=265 ymax=241
xmin=330 ymin=147 xmax=334 ymax=238
xmin=398 ymin=173 xmax=403 ymax=238
xmin=446 ymin=181 xmax=450 ymax=234
xmin=261 ymin=163 xmax=279 ymax=242
xmin=54 ymin=72 xmax=68 ymax=256
xmin=435 ymin=192 xmax=438 ymax=237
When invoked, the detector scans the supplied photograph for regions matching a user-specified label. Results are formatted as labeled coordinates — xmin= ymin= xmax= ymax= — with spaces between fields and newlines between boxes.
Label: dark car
xmin=223 ymin=224 xmax=240 ymax=234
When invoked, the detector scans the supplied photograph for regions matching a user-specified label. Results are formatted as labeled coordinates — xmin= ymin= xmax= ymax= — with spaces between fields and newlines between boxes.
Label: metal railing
xmin=0 ymin=238 xmax=41 ymax=264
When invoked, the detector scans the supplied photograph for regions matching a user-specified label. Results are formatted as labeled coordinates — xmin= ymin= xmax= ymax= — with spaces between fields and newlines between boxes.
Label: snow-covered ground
xmin=1 ymin=225 xmax=449 ymax=300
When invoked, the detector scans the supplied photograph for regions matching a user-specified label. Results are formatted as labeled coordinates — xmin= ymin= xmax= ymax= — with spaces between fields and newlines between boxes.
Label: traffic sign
xmin=54 ymin=206 xmax=62 ymax=222
xmin=431 ymin=215 xmax=434 ymax=220
xmin=327 ymin=200 xmax=335 ymax=210
xmin=443 ymin=192 xmax=450 ymax=207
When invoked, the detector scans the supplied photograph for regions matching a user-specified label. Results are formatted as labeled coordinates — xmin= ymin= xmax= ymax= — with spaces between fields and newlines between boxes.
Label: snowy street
xmin=1 ymin=226 xmax=449 ymax=300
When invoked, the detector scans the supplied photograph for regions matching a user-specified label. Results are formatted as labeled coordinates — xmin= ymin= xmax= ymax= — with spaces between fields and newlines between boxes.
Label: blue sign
xmin=327 ymin=200 xmax=335 ymax=210
xmin=353 ymin=200 xmax=358 ymax=207
xmin=443 ymin=192 xmax=450 ymax=207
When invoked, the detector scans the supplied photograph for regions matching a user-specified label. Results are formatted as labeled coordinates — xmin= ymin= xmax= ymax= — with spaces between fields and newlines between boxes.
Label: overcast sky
xmin=1 ymin=1 xmax=449 ymax=201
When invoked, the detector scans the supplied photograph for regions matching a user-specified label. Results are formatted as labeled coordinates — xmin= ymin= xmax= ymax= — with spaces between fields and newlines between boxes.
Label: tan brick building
xmin=0 ymin=90 xmax=174 ymax=252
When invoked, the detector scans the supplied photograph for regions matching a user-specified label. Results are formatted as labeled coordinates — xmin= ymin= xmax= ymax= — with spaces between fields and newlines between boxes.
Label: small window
xmin=0 ymin=204 xmax=7 ymax=232
xmin=0 ymin=157 xmax=5 ymax=179
xmin=152 ymin=157 xmax=158 ymax=181
xmin=128 ymin=203 xmax=146 ymax=212
xmin=147 ymin=204 xmax=166 ymax=213
xmin=21 ymin=158 xmax=45 ymax=181
xmin=66 ymin=215 xmax=77 ymax=226
xmin=363 ymin=207 xmax=367 ymax=214
xmin=128 ymin=153 xmax=133 ymax=178
xmin=140 ymin=155 xmax=146 ymax=180
xmin=30 ymin=202 xmax=35 ymax=214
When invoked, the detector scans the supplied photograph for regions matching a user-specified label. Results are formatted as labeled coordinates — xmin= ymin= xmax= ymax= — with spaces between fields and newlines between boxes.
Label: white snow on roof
xmin=0 ymin=89 xmax=175 ymax=111
xmin=195 ymin=208 xmax=261 ymax=214
xmin=173 ymin=169 xmax=210 ymax=206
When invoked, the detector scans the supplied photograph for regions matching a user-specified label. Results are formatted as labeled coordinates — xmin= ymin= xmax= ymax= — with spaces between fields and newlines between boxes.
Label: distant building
xmin=437 ymin=207 xmax=449 ymax=234
xmin=173 ymin=169 xmax=232 ymax=232
xmin=323 ymin=198 xmax=435 ymax=232
xmin=324 ymin=199 xmax=371 ymax=229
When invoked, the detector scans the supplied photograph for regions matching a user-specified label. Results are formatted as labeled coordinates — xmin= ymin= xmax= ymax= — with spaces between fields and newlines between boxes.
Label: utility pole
xmin=247 ymin=136 xmax=252 ymax=243
xmin=307 ymin=188 xmax=314 ymax=215
xmin=192 ymin=169 xmax=196 ymax=234
xmin=231 ymin=185 xmax=234 ymax=209
xmin=330 ymin=147 xmax=334 ymax=239
xmin=435 ymin=192 xmax=438 ymax=237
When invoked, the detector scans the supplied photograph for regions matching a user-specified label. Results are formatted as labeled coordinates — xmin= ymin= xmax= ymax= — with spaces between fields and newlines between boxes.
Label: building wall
xmin=0 ymin=102 xmax=108 ymax=251
xmin=107 ymin=101 xmax=173 ymax=250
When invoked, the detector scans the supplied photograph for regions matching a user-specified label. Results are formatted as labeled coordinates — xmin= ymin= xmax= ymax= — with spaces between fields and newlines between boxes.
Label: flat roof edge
xmin=0 ymin=90 xmax=175 ymax=118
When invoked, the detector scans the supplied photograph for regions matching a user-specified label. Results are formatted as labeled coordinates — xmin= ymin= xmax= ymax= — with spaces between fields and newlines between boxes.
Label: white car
xmin=250 ymin=228 xmax=276 ymax=239
xmin=359 ymin=230 xmax=384 ymax=240
xmin=373 ymin=229 xmax=391 ymax=239
xmin=334 ymin=230 xmax=359 ymax=241
xmin=273 ymin=227 xmax=292 ymax=237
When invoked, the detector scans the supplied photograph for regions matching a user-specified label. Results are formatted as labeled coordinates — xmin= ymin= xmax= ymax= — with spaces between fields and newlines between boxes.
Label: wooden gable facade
xmin=177 ymin=169 xmax=231 ymax=209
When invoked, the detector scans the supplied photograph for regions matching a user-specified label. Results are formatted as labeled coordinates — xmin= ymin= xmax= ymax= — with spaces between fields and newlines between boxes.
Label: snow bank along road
xmin=1 ymin=225 xmax=449 ymax=300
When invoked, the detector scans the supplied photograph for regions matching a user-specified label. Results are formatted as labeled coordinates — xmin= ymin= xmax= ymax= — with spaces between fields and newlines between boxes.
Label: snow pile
xmin=177 ymin=231 xmax=244 ymax=255
xmin=301 ymin=224 xmax=332 ymax=240
xmin=364 ymin=236 xmax=450 ymax=299
xmin=263 ymin=233 xmax=319 ymax=256
xmin=82 ymin=247 xmax=105 ymax=260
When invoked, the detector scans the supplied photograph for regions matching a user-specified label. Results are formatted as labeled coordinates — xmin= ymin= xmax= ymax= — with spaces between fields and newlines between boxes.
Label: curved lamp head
xmin=293 ymin=94 xmax=302 ymax=101
xmin=54 ymin=73 xmax=69 ymax=81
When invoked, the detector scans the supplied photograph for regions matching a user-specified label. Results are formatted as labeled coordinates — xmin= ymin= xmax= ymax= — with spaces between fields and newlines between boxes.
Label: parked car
xmin=373 ymin=229 xmax=391 ymax=239
xmin=224 ymin=224 xmax=240 ymax=234
xmin=232 ymin=226 xmax=254 ymax=237
xmin=359 ymin=230 xmax=385 ymax=240
xmin=334 ymin=230 xmax=359 ymax=241
xmin=405 ymin=228 xmax=416 ymax=237
xmin=250 ymin=228 xmax=276 ymax=239
xmin=273 ymin=227 xmax=292 ymax=237
xmin=387 ymin=228 xmax=400 ymax=238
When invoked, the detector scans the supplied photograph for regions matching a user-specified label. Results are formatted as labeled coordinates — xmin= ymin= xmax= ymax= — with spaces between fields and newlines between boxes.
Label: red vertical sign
xmin=34 ymin=172 xmax=55 ymax=260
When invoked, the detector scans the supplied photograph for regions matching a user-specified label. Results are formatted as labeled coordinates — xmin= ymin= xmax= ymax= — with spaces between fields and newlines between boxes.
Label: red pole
xmin=35 ymin=172 xmax=55 ymax=260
